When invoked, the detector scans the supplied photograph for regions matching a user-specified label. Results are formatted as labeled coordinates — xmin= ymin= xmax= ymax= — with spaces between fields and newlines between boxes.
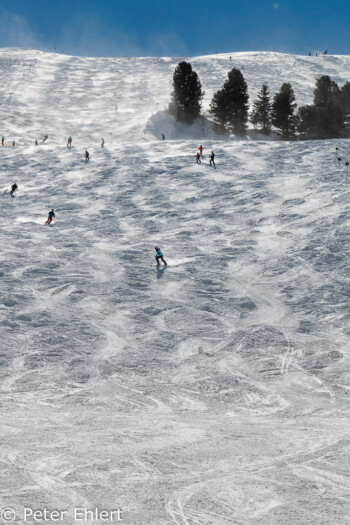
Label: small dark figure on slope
xmin=209 ymin=151 xmax=215 ymax=167
xmin=155 ymin=247 xmax=167 ymax=266
xmin=10 ymin=183 xmax=18 ymax=195
xmin=45 ymin=209 xmax=55 ymax=224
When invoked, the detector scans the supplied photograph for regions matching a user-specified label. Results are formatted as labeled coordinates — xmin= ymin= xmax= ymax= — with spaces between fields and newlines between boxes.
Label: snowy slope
xmin=1 ymin=49 xmax=350 ymax=524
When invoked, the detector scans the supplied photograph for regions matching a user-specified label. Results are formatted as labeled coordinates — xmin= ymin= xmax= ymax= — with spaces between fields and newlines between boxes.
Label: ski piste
xmin=0 ymin=48 xmax=349 ymax=524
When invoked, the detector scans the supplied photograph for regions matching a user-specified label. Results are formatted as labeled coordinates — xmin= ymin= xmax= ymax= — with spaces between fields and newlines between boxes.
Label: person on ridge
xmin=45 ymin=209 xmax=55 ymax=225
xmin=10 ymin=183 xmax=18 ymax=195
xmin=196 ymin=152 xmax=201 ymax=164
xmin=67 ymin=136 xmax=72 ymax=148
xmin=155 ymin=247 xmax=167 ymax=266
xmin=209 ymin=151 xmax=215 ymax=167
xmin=84 ymin=150 xmax=90 ymax=161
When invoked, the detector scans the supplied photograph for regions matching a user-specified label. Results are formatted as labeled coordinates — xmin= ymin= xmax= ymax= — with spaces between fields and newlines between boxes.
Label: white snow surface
xmin=1 ymin=49 xmax=350 ymax=524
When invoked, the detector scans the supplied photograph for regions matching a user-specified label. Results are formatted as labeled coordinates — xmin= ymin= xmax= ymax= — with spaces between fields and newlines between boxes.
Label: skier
xmin=209 ymin=151 xmax=215 ymax=167
xmin=10 ymin=183 xmax=18 ymax=195
xmin=42 ymin=134 xmax=48 ymax=143
xmin=199 ymin=145 xmax=203 ymax=156
xmin=67 ymin=137 xmax=72 ymax=148
xmin=45 ymin=209 xmax=55 ymax=225
xmin=84 ymin=150 xmax=90 ymax=161
xmin=101 ymin=138 xmax=105 ymax=147
xmin=196 ymin=152 xmax=201 ymax=164
xmin=161 ymin=133 xmax=165 ymax=141
xmin=155 ymin=247 xmax=167 ymax=266
xmin=1 ymin=137 xmax=4 ymax=146
xmin=35 ymin=140 xmax=38 ymax=145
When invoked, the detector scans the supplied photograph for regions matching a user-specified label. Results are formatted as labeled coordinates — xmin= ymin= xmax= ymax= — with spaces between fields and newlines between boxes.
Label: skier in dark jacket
xmin=10 ymin=183 xmax=18 ymax=195
xmin=155 ymin=247 xmax=167 ymax=266
xmin=45 ymin=209 xmax=55 ymax=224
xmin=84 ymin=150 xmax=89 ymax=161
xmin=209 ymin=151 xmax=215 ymax=167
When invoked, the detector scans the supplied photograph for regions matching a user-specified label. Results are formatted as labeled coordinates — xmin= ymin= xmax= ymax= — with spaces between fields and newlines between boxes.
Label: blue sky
xmin=0 ymin=0 xmax=349 ymax=57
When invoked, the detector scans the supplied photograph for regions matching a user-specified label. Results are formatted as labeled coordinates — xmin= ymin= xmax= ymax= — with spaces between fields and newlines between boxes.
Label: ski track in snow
xmin=0 ymin=49 xmax=350 ymax=524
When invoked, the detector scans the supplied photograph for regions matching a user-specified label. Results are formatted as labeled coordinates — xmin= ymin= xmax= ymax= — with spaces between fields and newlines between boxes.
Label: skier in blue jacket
xmin=45 ymin=209 xmax=55 ymax=224
xmin=155 ymin=247 xmax=167 ymax=266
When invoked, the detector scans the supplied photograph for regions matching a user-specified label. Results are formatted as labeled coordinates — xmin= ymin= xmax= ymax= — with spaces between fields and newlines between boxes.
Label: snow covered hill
xmin=1 ymin=49 xmax=350 ymax=524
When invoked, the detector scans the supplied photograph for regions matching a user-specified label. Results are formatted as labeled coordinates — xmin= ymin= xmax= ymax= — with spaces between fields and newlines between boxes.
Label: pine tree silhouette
xmin=209 ymin=68 xmax=249 ymax=136
xmin=168 ymin=62 xmax=204 ymax=125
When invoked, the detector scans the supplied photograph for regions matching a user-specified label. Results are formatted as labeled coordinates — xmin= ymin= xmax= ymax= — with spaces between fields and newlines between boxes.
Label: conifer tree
xmin=168 ymin=62 xmax=204 ymax=125
xmin=314 ymin=76 xmax=343 ymax=139
xmin=250 ymin=84 xmax=271 ymax=135
xmin=314 ymin=75 xmax=340 ymax=107
xmin=340 ymin=82 xmax=350 ymax=136
xmin=209 ymin=68 xmax=249 ymax=135
xmin=298 ymin=76 xmax=344 ymax=139
xmin=297 ymin=105 xmax=318 ymax=139
xmin=271 ymin=83 xmax=297 ymax=140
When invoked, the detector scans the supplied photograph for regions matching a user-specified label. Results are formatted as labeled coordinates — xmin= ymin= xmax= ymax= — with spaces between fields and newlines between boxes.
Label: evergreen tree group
xmin=167 ymin=62 xmax=350 ymax=141
xmin=298 ymin=76 xmax=350 ymax=139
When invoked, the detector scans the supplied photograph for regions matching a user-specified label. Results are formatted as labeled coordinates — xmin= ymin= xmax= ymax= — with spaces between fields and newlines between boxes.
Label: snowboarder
xmin=209 ymin=151 xmax=215 ymax=167
xmin=199 ymin=145 xmax=203 ymax=156
xmin=155 ymin=247 xmax=167 ymax=266
xmin=45 ymin=209 xmax=55 ymax=225
xmin=196 ymin=152 xmax=201 ymax=164
xmin=42 ymin=134 xmax=48 ymax=143
xmin=67 ymin=137 xmax=72 ymax=148
xmin=101 ymin=138 xmax=105 ymax=147
xmin=10 ymin=183 xmax=18 ymax=195
xmin=1 ymin=137 xmax=4 ymax=146
xmin=84 ymin=150 xmax=90 ymax=161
